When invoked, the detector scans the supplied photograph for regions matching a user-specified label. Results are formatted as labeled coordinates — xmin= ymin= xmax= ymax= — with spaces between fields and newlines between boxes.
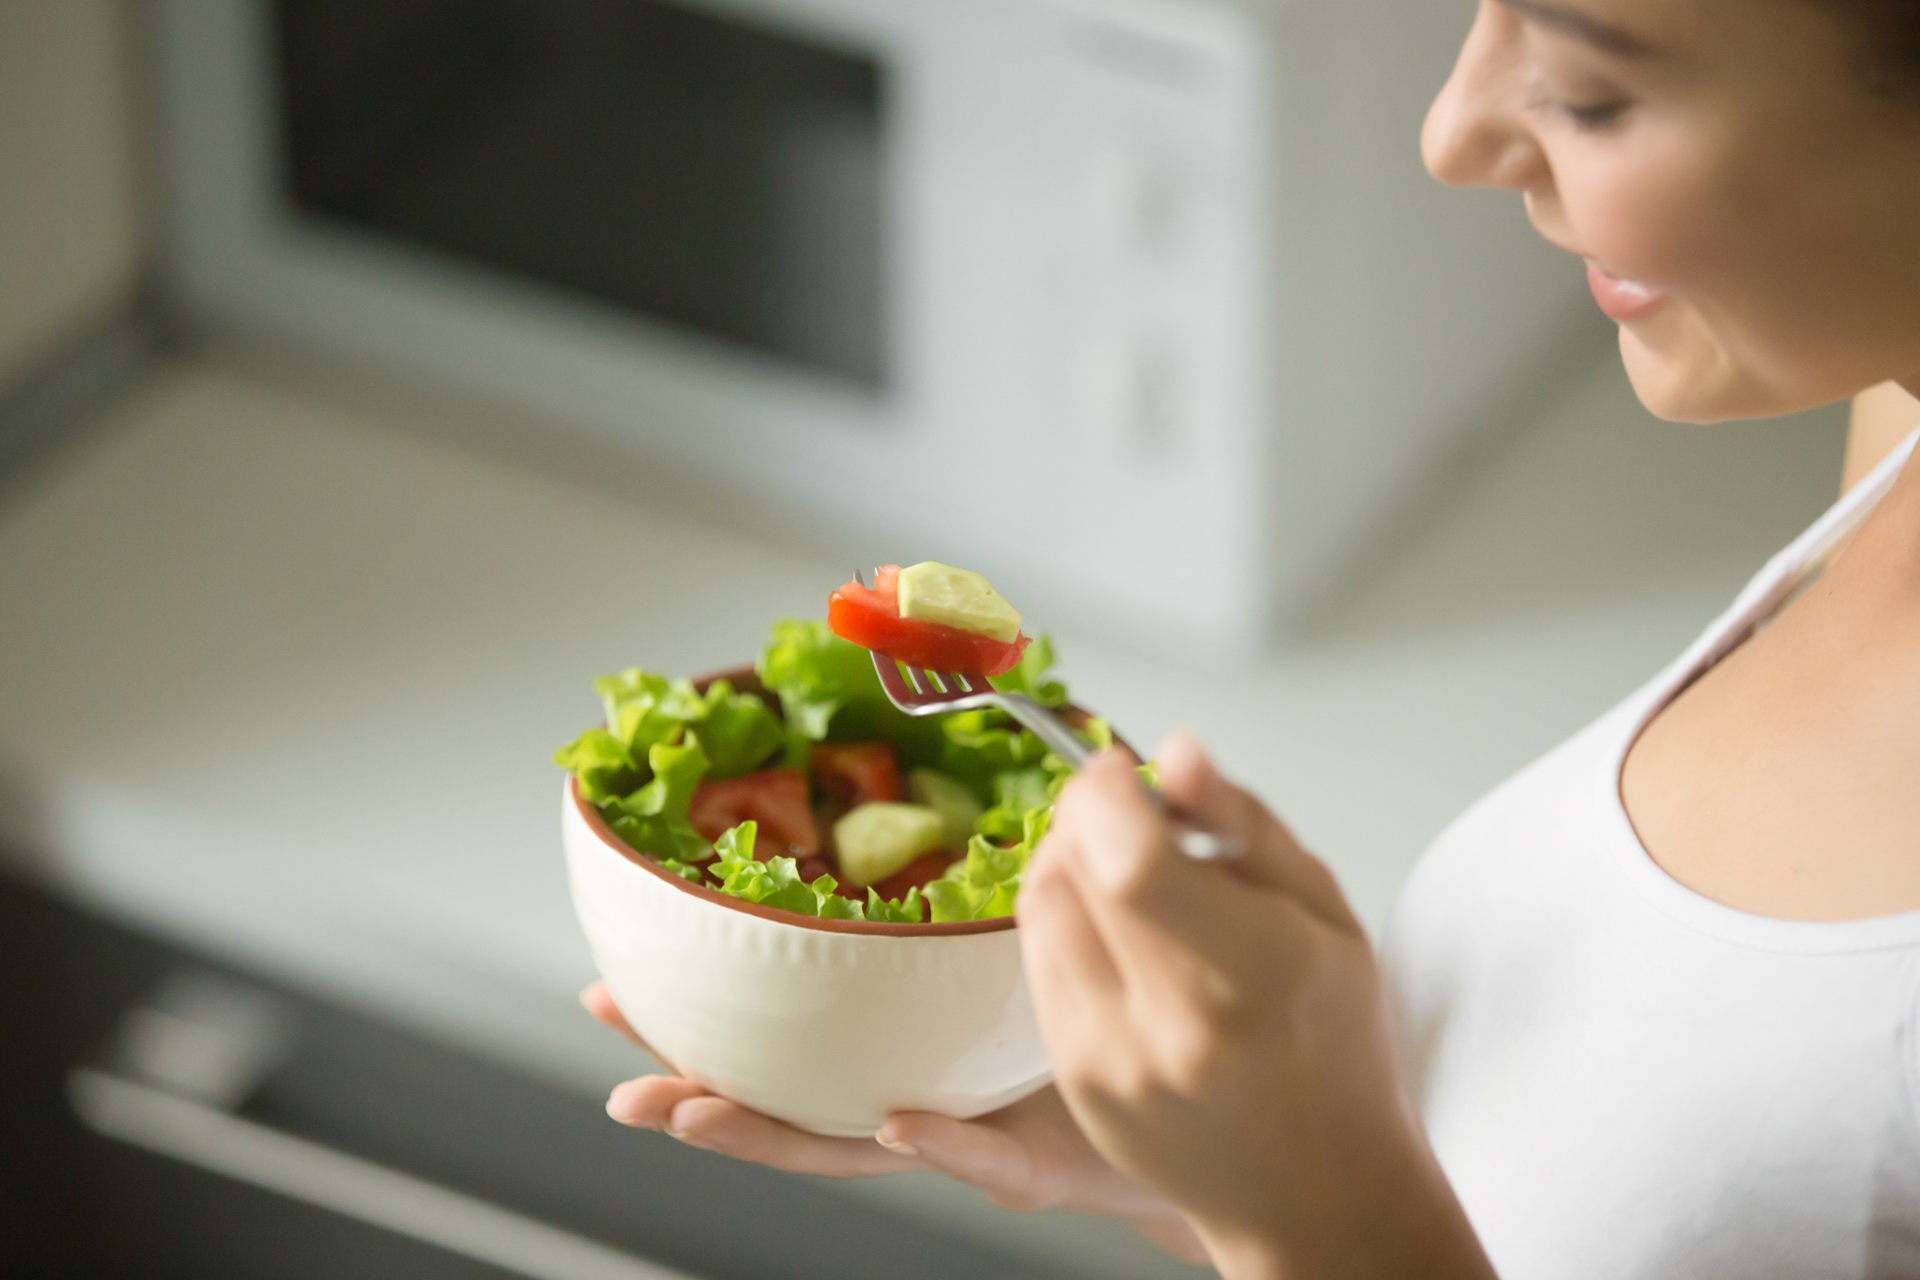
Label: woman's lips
xmin=1585 ymin=261 xmax=1669 ymax=322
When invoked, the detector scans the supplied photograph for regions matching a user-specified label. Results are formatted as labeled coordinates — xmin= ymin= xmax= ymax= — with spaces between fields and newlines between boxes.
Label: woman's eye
xmin=1527 ymin=74 xmax=1630 ymax=132
xmin=1561 ymin=99 xmax=1628 ymax=130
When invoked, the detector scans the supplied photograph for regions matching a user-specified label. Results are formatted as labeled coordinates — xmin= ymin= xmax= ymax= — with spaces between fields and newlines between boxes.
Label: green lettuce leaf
xmin=624 ymin=739 xmax=708 ymax=822
xmin=975 ymin=767 xmax=1058 ymax=842
xmin=755 ymin=618 xmax=946 ymax=766
xmin=657 ymin=857 xmax=708 ymax=883
xmin=601 ymin=739 xmax=712 ymax=863
xmin=866 ymin=886 xmax=926 ymax=924
xmin=594 ymin=667 xmax=782 ymax=782
xmin=818 ymin=884 xmax=866 ymax=921
xmin=597 ymin=669 xmax=704 ymax=758
xmin=939 ymin=711 xmax=1051 ymax=791
xmin=553 ymin=727 xmax=640 ymax=804
xmin=755 ymin=619 xmax=878 ymax=741
xmin=707 ymin=820 xmax=867 ymax=919
xmin=688 ymin=679 xmax=784 ymax=779
xmin=928 ymin=808 xmax=1051 ymax=923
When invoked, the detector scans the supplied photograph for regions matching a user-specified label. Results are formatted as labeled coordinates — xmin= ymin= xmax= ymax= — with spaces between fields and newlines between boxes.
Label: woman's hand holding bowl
xmin=585 ymin=985 xmax=1208 ymax=1263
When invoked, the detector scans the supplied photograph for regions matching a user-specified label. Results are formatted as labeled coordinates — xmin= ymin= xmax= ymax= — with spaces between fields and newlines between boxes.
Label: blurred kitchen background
xmin=0 ymin=0 xmax=1848 ymax=1276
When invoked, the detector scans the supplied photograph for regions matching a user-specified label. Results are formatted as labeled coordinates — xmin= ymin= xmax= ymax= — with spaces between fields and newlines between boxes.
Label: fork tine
xmin=901 ymin=664 xmax=925 ymax=694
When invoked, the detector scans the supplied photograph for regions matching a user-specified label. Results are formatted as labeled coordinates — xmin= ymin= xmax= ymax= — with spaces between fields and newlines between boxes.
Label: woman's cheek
xmin=1558 ymin=135 xmax=1717 ymax=290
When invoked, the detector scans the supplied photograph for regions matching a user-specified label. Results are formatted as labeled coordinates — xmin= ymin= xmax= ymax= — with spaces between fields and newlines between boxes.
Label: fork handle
xmin=994 ymin=693 xmax=1094 ymax=768
xmin=997 ymin=696 xmax=1243 ymax=862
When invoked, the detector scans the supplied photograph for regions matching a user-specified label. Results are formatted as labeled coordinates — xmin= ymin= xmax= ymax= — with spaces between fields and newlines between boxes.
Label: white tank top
xmin=1382 ymin=427 xmax=1920 ymax=1280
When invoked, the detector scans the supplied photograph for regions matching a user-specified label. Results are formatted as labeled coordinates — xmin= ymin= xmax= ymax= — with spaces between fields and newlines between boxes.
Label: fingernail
xmin=605 ymin=1082 xmax=645 ymax=1126
xmin=665 ymin=1100 xmax=711 ymax=1148
xmin=875 ymin=1128 xmax=919 ymax=1157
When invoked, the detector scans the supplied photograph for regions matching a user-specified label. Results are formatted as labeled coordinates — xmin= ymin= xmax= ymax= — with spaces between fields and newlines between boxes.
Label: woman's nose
xmin=1423 ymin=3 xmax=1547 ymax=192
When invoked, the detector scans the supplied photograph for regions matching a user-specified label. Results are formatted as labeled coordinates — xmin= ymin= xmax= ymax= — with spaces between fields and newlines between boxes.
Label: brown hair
xmin=1821 ymin=0 xmax=1920 ymax=100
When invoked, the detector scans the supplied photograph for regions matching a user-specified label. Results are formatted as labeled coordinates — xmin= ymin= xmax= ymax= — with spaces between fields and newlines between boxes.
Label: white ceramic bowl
xmin=562 ymin=673 xmax=1053 ymax=1136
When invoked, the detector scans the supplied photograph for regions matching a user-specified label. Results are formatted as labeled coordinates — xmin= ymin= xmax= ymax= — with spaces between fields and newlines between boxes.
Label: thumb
xmin=1155 ymin=731 xmax=1361 ymax=934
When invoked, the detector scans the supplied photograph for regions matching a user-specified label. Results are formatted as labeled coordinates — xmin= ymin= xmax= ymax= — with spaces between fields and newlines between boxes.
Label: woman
xmin=586 ymin=1 xmax=1920 ymax=1273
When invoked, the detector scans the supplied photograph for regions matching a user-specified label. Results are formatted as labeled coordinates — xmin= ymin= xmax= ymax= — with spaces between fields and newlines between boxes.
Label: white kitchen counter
xmin=0 ymin=347 xmax=1845 ymax=1277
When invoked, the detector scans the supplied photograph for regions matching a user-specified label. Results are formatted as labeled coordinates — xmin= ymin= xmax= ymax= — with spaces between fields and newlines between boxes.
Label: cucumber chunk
xmin=908 ymin=768 xmax=985 ymax=851
xmin=833 ymin=803 xmax=946 ymax=887
xmin=897 ymin=562 xmax=1022 ymax=643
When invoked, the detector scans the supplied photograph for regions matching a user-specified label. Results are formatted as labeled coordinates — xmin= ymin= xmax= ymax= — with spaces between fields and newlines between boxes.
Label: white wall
xmin=0 ymin=0 xmax=142 ymax=388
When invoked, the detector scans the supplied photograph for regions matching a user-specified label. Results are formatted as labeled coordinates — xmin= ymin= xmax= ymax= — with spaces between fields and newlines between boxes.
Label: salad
xmin=827 ymin=561 xmax=1032 ymax=677
xmin=555 ymin=603 xmax=1108 ymax=925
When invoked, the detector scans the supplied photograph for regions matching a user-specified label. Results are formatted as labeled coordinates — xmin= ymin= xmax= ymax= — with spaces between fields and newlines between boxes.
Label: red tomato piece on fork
xmin=829 ymin=564 xmax=1030 ymax=677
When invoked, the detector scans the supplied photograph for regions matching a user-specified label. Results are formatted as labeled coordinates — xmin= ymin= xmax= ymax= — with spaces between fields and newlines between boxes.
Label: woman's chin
xmin=1616 ymin=313 xmax=1793 ymax=424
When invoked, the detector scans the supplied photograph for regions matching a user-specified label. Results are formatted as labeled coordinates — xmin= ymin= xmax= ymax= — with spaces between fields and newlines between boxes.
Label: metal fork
xmin=858 ymin=576 xmax=1241 ymax=862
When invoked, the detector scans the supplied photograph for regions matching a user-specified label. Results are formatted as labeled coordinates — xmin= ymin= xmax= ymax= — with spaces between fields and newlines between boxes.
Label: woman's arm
xmin=1843 ymin=381 xmax=1920 ymax=491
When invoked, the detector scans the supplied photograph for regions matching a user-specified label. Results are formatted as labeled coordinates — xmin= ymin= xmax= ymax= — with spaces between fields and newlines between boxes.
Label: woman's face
xmin=1425 ymin=0 xmax=1920 ymax=422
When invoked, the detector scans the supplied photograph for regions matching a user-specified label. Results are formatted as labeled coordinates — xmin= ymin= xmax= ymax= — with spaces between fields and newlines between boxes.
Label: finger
xmin=1131 ymin=1212 xmax=1213 ymax=1266
xmin=1046 ymin=752 xmax=1206 ymax=954
xmin=580 ymin=982 xmax=657 ymax=1056
xmin=605 ymin=1073 xmax=710 ymax=1129
xmin=1155 ymin=731 xmax=1360 ymax=933
xmin=878 ymin=1111 xmax=1046 ymax=1209
xmin=662 ymin=1095 xmax=920 ymax=1177
xmin=1018 ymin=843 xmax=1123 ymax=994
xmin=1047 ymin=754 xmax=1277 ymax=1014
xmin=1018 ymin=841 xmax=1125 ymax=1047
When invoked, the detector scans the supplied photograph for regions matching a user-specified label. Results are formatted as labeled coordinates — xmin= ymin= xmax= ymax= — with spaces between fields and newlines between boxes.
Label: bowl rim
xmin=570 ymin=663 xmax=1035 ymax=937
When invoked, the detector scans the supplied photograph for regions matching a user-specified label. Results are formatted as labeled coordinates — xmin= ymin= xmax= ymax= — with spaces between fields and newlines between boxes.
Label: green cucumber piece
xmin=908 ymin=768 xmax=985 ymax=851
xmin=897 ymin=562 xmax=1022 ymax=643
xmin=833 ymin=803 xmax=946 ymax=888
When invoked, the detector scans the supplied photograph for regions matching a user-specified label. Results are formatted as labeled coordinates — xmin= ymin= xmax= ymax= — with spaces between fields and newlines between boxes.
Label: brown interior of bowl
xmin=574 ymin=663 xmax=1106 ymax=937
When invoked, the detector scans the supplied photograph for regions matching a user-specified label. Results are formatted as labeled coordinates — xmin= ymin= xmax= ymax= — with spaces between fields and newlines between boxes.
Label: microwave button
xmin=1091 ymin=146 xmax=1185 ymax=257
xmin=1080 ymin=338 xmax=1180 ymax=451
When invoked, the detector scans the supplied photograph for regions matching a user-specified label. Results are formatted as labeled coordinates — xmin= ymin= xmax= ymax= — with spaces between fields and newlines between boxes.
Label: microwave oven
xmin=149 ymin=0 xmax=1584 ymax=655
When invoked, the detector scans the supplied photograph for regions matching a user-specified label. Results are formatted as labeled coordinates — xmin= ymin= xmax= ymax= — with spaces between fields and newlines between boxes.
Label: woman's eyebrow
xmin=1496 ymin=0 xmax=1655 ymax=56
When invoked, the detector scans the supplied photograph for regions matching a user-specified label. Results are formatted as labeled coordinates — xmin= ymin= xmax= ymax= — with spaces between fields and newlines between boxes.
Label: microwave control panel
xmin=1055 ymin=0 xmax=1264 ymax=466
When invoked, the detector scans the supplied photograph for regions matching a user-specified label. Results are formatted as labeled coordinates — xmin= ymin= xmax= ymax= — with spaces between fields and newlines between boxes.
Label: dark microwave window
xmin=272 ymin=0 xmax=887 ymax=389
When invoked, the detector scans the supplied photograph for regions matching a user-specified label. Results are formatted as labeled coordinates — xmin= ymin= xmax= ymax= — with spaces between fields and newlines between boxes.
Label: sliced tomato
xmin=828 ymin=565 xmax=1030 ymax=677
xmin=809 ymin=741 xmax=902 ymax=808
xmin=688 ymin=768 xmax=820 ymax=857
xmin=869 ymin=851 xmax=954 ymax=904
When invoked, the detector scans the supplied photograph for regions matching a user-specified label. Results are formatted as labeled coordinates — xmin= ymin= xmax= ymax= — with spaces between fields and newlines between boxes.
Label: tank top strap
xmin=1694 ymin=425 xmax=1919 ymax=674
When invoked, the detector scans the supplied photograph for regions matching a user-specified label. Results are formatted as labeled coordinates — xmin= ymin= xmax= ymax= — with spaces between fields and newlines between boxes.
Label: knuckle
xmin=1095 ymin=835 xmax=1171 ymax=906
xmin=1075 ymin=1048 xmax=1158 ymax=1111
xmin=1022 ymin=850 xmax=1066 ymax=893
xmin=1158 ymin=1027 xmax=1233 ymax=1093
xmin=1146 ymin=1000 xmax=1242 ymax=1092
xmin=984 ymin=1185 xmax=1048 ymax=1213
xmin=1189 ymin=958 xmax=1247 ymax=1022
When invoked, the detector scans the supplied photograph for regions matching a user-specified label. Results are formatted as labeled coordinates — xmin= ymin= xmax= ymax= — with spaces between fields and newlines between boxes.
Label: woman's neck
xmin=1843 ymin=382 xmax=1920 ymax=491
